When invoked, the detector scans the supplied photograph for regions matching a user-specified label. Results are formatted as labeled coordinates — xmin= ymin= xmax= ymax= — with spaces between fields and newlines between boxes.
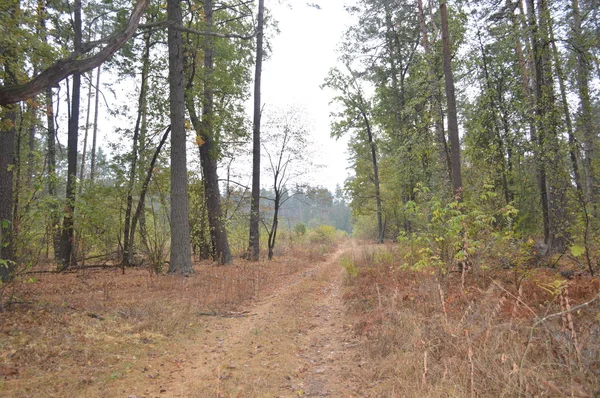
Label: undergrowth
xmin=341 ymin=244 xmax=600 ymax=397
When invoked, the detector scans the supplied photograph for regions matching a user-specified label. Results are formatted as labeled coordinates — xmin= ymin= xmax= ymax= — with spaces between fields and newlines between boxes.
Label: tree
xmin=440 ymin=0 xmax=463 ymax=201
xmin=58 ymin=0 xmax=83 ymax=270
xmin=324 ymin=67 xmax=384 ymax=243
xmin=166 ymin=0 xmax=193 ymax=275
xmin=262 ymin=108 xmax=312 ymax=260
xmin=0 ymin=0 xmax=150 ymax=105
xmin=248 ymin=0 xmax=265 ymax=261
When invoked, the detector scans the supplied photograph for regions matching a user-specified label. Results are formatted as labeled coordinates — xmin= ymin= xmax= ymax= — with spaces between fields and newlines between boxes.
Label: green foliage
xmin=339 ymin=255 xmax=359 ymax=279
xmin=308 ymin=225 xmax=337 ymax=245
xmin=294 ymin=223 xmax=307 ymax=236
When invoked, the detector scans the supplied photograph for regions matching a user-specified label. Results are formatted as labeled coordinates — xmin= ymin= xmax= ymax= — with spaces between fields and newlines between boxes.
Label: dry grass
xmin=0 ymin=240 xmax=335 ymax=398
xmin=341 ymin=244 xmax=600 ymax=397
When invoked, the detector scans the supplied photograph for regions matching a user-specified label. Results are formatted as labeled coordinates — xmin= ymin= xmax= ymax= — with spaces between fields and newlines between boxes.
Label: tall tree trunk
xmin=59 ymin=0 xmax=83 ymax=270
xmin=166 ymin=0 xmax=193 ymax=275
xmin=45 ymin=88 xmax=60 ymax=260
xmin=39 ymin=0 xmax=60 ymax=260
xmin=196 ymin=0 xmax=231 ymax=265
xmin=572 ymin=0 xmax=596 ymax=201
xmin=549 ymin=23 xmax=583 ymax=197
xmin=248 ymin=0 xmax=264 ymax=261
xmin=0 ymin=105 xmax=17 ymax=282
xmin=418 ymin=0 xmax=452 ymax=193
xmin=528 ymin=0 xmax=569 ymax=252
xmin=439 ymin=0 xmax=463 ymax=200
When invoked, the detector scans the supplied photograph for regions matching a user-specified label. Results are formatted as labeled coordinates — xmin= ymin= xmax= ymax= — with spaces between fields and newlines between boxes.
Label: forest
xmin=1 ymin=0 xmax=600 ymax=396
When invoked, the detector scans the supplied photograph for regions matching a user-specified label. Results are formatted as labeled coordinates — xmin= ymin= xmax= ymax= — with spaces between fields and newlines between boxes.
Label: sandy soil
xmin=124 ymin=247 xmax=360 ymax=398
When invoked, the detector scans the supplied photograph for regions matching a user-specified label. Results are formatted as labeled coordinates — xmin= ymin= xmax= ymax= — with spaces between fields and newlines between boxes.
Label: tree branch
xmin=139 ymin=20 xmax=256 ymax=40
xmin=0 ymin=0 xmax=150 ymax=105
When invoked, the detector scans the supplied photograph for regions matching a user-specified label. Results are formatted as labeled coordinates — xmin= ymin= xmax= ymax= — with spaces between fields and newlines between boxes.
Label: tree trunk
xmin=361 ymin=109 xmax=384 ymax=244
xmin=267 ymin=192 xmax=280 ymax=260
xmin=418 ymin=0 xmax=452 ymax=193
xmin=131 ymin=126 xmax=170 ymax=266
xmin=195 ymin=0 xmax=231 ymax=265
xmin=167 ymin=0 xmax=193 ymax=275
xmin=528 ymin=0 xmax=569 ymax=252
xmin=45 ymin=88 xmax=60 ymax=260
xmin=439 ymin=0 xmax=463 ymax=201
xmin=0 ymin=105 xmax=17 ymax=282
xmin=79 ymin=69 xmax=94 ymax=193
xmin=59 ymin=0 xmax=83 ymax=270
xmin=127 ymin=27 xmax=153 ymax=264
xmin=572 ymin=0 xmax=596 ymax=201
xmin=248 ymin=0 xmax=264 ymax=262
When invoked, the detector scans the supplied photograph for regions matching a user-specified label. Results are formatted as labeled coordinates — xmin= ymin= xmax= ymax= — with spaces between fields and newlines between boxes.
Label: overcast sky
xmin=258 ymin=0 xmax=355 ymax=192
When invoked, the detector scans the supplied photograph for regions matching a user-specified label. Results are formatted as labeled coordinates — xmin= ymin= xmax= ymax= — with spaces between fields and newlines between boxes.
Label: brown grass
xmin=0 ymin=239 xmax=338 ymax=398
xmin=341 ymin=244 xmax=600 ymax=397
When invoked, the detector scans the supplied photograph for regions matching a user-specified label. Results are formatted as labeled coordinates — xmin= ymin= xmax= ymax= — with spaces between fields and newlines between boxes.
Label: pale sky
xmin=258 ymin=0 xmax=354 ymax=192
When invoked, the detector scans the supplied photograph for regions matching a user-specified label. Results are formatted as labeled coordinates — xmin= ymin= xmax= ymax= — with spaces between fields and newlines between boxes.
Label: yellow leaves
xmin=196 ymin=136 xmax=205 ymax=146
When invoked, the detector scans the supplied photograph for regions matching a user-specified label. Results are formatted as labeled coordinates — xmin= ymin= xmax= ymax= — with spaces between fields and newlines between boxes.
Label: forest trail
xmin=131 ymin=245 xmax=359 ymax=397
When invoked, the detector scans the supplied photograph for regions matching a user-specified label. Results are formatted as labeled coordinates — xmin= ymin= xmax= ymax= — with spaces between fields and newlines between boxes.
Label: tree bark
xmin=167 ymin=0 xmax=193 ymax=275
xmin=361 ymin=108 xmax=384 ymax=244
xmin=248 ymin=0 xmax=264 ymax=262
xmin=58 ymin=0 xmax=83 ymax=270
xmin=528 ymin=0 xmax=569 ymax=252
xmin=0 ymin=105 xmax=17 ymax=282
xmin=439 ymin=0 xmax=463 ymax=201
xmin=194 ymin=0 xmax=231 ymax=265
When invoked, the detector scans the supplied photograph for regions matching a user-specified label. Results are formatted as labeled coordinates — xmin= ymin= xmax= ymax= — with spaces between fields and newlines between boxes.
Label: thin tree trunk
xmin=59 ymin=0 xmax=83 ymax=270
xmin=361 ymin=108 xmax=384 ymax=244
xmin=439 ymin=0 xmax=463 ymax=201
xmin=90 ymin=65 xmax=101 ymax=183
xmin=39 ymin=0 xmax=60 ymax=260
xmin=476 ymin=28 xmax=512 ymax=204
xmin=130 ymin=126 xmax=170 ymax=266
xmin=268 ymin=192 xmax=280 ymax=260
xmin=45 ymin=88 xmax=60 ymax=260
xmin=128 ymin=27 xmax=153 ymax=262
xmin=79 ymin=69 xmax=94 ymax=193
xmin=248 ymin=0 xmax=264 ymax=262
xmin=166 ymin=0 xmax=193 ymax=275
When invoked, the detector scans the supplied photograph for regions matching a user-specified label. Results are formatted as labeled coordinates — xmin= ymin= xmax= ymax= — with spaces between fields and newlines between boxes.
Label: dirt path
xmin=128 ymin=247 xmax=359 ymax=397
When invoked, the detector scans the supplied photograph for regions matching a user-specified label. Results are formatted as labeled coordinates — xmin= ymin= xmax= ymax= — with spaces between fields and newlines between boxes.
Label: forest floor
xmin=0 ymin=242 xmax=363 ymax=397
xmin=1 ymin=240 xmax=600 ymax=397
